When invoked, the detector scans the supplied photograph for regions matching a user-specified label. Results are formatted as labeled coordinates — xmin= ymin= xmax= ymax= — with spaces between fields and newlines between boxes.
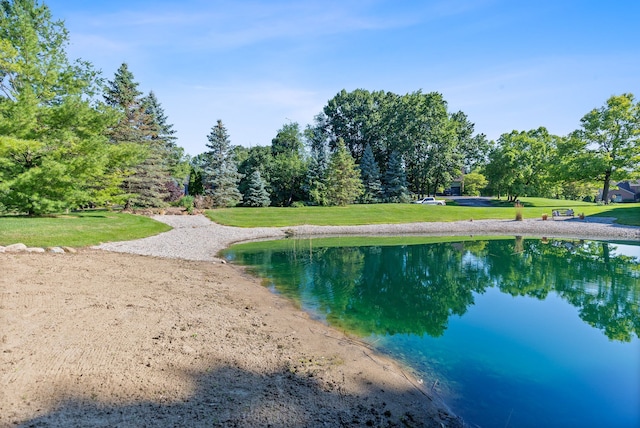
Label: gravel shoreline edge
xmin=95 ymin=214 xmax=640 ymax=262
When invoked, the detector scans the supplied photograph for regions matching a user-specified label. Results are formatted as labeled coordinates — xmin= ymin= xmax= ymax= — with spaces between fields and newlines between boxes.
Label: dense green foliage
xmin=485 ymin=127 xmax=556 ymax=201
xmin=0 ymin=1 xmax=187 ymax=215
xmin=562 ymin=94 xmax=640 ymax=203
xmin=192 ymin=90 xmax=638 ymax=209
xmin=383 ymin=150 xmax=410 ymax=202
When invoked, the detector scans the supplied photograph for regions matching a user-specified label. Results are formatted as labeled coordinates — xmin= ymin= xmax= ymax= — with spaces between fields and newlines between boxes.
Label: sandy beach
xmin=2 ymin=215 xmax=638 ymax=427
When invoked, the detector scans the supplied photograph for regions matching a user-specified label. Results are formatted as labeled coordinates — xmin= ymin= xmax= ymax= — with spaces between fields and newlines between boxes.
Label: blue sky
xmin=47 ymin=0 xmax=639 ymax=156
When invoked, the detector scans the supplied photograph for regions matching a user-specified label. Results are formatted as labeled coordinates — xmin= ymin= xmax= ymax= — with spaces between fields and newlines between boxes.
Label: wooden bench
xmin=552 ymin=209 xmax=574 ymax=218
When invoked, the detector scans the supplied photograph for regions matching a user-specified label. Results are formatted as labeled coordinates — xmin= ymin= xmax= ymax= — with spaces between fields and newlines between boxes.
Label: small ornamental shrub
xmin=515 ymin=202 xmax=523 ymax=221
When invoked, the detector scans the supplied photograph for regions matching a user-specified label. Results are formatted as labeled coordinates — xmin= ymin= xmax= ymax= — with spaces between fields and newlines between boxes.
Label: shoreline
xmin=96 ymin=215 xmax=640 ymax=262
xmin=3 ymin=216 xmax=638 ymax=427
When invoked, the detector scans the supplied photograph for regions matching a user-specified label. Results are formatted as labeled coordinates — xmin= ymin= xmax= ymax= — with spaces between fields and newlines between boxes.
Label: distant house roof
xmin=617 ymin=180 xmax=640 ymax=192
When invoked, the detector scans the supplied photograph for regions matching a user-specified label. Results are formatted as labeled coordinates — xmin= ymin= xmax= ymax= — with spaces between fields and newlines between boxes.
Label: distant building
xmin=603 ymin=180 xmax=640 ymax=202
xmin=445 ymin=171 xmax=465 ymax=196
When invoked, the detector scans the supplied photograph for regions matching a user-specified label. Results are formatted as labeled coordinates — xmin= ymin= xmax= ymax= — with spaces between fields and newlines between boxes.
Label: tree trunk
xmin=602 ymin=169 xmax=612 ymax=204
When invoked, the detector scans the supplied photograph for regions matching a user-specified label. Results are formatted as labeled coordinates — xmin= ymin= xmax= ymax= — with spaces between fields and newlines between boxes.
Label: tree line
xmin=1 ymin=1 xmax=638 ymax=215
xmin=189 ymin=88 xmax=639 ymax=208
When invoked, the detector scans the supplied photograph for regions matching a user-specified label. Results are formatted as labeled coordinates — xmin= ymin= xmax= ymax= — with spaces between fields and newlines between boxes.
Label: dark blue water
xmin=223 ymin=237 xmax=640 ymax=428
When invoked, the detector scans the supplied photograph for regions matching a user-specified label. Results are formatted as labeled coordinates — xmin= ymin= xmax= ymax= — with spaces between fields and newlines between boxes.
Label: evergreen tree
xmin=359 ymin=144 xmax=382 ymax=203
xmin=143 ymin=90 xmax=188 ymax=200
xmin=104 ymin=63 xmax=152 ymax=143
xmin=304 ymin=114 xmax=330 ymax=205
xmin=187 ymin=153 xmax=208 ymax=196
xmin=104 ymin=64 xmax=171 ymax=207
xmin=384 ymin=151 xmax=410 ymax=203
xmin=0 ymin=0 xmax=99 ymax=107
xmin=242 ymin=170 xmax=270 ymax=207
xmin=143 ymin=91 xmax=176 ymax=143
xmin=120 ymin=146 xmax=170 ymax=207
xmin=306 ymin=155 xmax=328 ymax=206
xmin=324 ymin=140 xmax=363 ymax=206
xmin=203 ymin=119 xmax=241 ymax=207
xmin=143 ymin=91 xmax=185 ymax=174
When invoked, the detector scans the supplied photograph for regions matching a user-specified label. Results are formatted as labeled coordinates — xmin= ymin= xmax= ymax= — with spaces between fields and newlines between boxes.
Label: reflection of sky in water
xmin=613 ymin=243 xmax=640 ymax=259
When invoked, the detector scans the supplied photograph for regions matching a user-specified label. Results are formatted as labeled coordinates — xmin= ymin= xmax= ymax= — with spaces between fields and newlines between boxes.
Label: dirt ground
xmin=1 ymin=251 xmax=463 ymax=427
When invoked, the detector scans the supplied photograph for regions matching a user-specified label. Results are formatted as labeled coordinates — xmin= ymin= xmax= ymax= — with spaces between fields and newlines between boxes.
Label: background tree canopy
xmin=0 ymin=1 xmax=637 ymax=214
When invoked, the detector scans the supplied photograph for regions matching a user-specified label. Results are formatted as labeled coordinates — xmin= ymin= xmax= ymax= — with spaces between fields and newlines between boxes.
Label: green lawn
xmin=2 ymin=199 xmax=637 ymax=248
xmin=0 ymin=211 xmax=171 ymax=247
xmin=206 ymin=198 xmax=640 ymax=227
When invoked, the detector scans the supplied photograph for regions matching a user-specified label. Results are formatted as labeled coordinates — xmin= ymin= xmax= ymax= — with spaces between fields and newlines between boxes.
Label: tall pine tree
xmin=143 ymin=90 xmax=187 ymax=200
xmin=242 ymin=170 xmax=270 ymax=207
xmin=104 ymin=63 xmax=151 ymax=143
xmin=384 ymin=151 xmax=410 ymax=203
xmin=359 ymin=143 xmax=382 ymax=203
xmin=203 ymin=119 xmax=241 ymax=207
xmin=104 ymin=63 xmax=171 ymax=207
xmin=304 ymin=114 xmax=329 ymax=205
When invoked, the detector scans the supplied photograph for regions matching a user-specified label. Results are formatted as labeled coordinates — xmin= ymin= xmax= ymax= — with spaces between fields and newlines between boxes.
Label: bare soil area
xmin=1 ymin=251 xmax=461 ymax=427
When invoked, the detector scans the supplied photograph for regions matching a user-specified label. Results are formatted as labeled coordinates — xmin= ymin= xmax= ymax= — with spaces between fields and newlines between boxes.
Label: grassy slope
xmin=0 ymin=211 xmax=171 ymax=247
xmin=207 ymin=198 xmax=640 ymax=228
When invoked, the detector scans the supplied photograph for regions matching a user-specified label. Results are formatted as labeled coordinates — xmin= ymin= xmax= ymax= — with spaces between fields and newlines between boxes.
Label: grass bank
xmin=206 ymin=199 xmax=640 ymax=228
xmin=0 ymin=211 xmax=171 ymax=247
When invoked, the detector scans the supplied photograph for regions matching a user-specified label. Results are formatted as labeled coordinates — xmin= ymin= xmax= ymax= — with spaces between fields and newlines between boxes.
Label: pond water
xmin=222 ymin=237 xmax=640 ymax=428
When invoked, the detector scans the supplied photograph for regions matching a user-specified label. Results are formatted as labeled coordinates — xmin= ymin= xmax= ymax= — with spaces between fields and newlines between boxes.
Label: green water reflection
xmin=223 ymin=237 xmax=640 ymax=427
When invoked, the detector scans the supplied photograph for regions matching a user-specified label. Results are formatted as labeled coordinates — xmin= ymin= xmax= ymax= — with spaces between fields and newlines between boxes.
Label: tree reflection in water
xmin=225 ymin=237 xmax=640 ymax=342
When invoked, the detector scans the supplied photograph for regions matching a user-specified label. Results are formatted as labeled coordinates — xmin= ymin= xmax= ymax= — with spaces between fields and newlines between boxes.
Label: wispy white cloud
xmin=63 ymin=0 xmax=487 ymax=53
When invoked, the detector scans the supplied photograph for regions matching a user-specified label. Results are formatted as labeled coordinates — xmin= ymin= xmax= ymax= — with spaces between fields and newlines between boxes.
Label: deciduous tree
xmin=268 ymin=122 xmax=307 ymax=206
xmin=462 ymin=171 xmax=487 ymax=196
xmin=485 ymin=128 xmax=556 ymax=201
xmin=567 ymin=94 xmax=640 ymax=203
xmin=0 ymin=0 xmax=136 ymax=214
